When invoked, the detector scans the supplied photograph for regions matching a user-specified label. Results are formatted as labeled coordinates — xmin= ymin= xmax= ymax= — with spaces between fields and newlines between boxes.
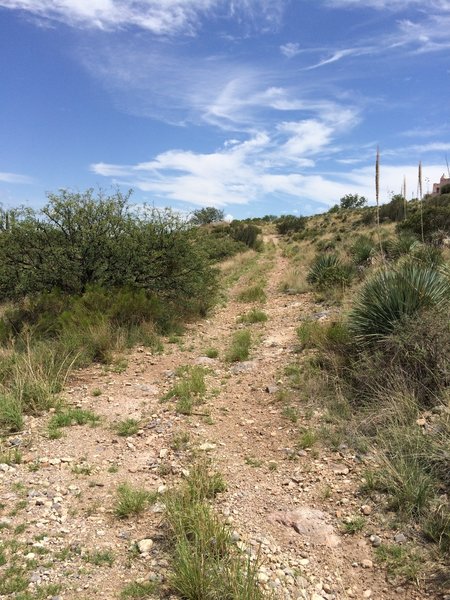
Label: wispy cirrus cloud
xmin=0 ymin=171 xmax=34 ymax=184
xmin=0 ymin=0 xmax=286 ymax=34
xmin=325 ymin=0 xmax=450 ymax=9
xmin=280 ymin=42 xmax=302 ymax=58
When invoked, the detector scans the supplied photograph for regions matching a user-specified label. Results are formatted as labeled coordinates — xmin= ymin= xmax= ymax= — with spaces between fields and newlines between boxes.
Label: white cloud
xmin=0 ymin=0 xmax=286 ymax=34
xmin=0 ymin=171 xmax=33 ymax=184
xmin=325 ymin=0 xmax=450 ymax=10
xmin=280 ymin=42 xmax=301 ymax=58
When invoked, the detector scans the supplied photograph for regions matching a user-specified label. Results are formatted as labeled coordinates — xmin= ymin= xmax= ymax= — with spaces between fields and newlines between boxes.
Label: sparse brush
xmin=236 ymin=285 xmax=266 ymax=303
xmin=120 ymin=581 xmax=159 ymax=599
xmin=0 ymin=394 xmax=23 ymax=433
xmin=306 ymin=254 xmax=354 ymax=289
xmin=280 ymin=267 xmax=309 ymax=294
xmin=162 ymin=365 xmax=208 ymax=415
xmin=226 ymin=330 xmax=252 ymax=362
xmin=204 ymin=347 xmax=219 ymax=358
xmin=165 ymin=463 xmax=264 ymax=600
xmin=115 ymin=483 xmax=157 ymax=518
xmin=238 ymin=309 xmax=268 ymax=324
xmin=114 ymin=418 xmax=140 ymax=437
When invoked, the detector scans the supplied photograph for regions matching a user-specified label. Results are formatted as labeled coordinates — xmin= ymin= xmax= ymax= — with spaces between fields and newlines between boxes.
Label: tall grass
xmin=165 ymin=463 xmax=264 ymax=600
xmin=226 ymin=330 xmax=252 ymax=362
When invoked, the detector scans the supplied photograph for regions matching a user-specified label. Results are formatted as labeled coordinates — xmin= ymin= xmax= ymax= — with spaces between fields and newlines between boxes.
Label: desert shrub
xmin=399 ymin=194 xmax=450 ymax=239
xmin=306 ymin=254 xmax=354 ymax=289
xmin=230 ymin=222 xmax=262 ymax=250
xmin=348 ymin=263 xmax=450 ymax=345
xmin=276 ymin=215 xmax=306 ymax=235
xmin=359 ymin=207 xmax=376 ymax=225
xmin=440 ymin=183 xmax=450 ymax=195
xmin=349 ymin=235 xmax=375 ymax=265
xmin=340 ymin=194 xmax=367 ymax=210
xmin=0 ymin=190 xmax=217 ymax=317
xmin=379 ymin=195 xmax=406 ymax=222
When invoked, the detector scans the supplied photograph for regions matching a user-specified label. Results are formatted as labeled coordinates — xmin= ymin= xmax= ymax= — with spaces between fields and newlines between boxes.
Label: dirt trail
xmin=0 ymin=240 xmax=435 ymax=600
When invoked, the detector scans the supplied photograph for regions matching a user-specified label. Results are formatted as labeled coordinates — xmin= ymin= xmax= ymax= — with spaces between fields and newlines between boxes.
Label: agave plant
xmin=348 ymin=262 xmax=450 ymax=344
xmin=307 ymin=254 xmax=354 ymax=289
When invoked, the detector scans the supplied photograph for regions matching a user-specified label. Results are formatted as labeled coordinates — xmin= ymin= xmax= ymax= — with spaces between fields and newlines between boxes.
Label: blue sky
xmin=0 ymin=0 xmax=449 ymax=218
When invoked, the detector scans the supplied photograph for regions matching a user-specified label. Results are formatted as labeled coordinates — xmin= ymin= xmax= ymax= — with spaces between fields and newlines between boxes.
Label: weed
xmin=165 ymin=463 xmax=264 ymax=600
xmin=342 ymin=516 xmax=365 ymax=534
xmin=163 ymin=366 xmax=207 ymax=415
xmin=297 ymin=429 xmax=317 ymax=449
xmin=83 ymin=549 xmax=115 ymax=566
xmin=204 ymin=347 xmax=219 ymax=359
xmin=120 ymin=581 xmax=159 ymax=599
xmin=0 ymin=394 xmax=24 ymax=433
xmin=71 ymin=463 xmax=92 ymax=476
xmin=237 ymin=285 xmax=266 ymax=303
xmin=171 ymin=432 xmax=190 ymax=452
xmin=114 ymin=418 xmax=140 ymax=437
xmin=238 ymin=309 xmax=268 ymax=324
xmin=0 ymin=447 xmax=22 ymax=465
xmin=282 ymin=405 xmax=298 ymax=423
xmin=49 ymin=408 xmax=100 ymax=429
xmin=245 ymin=456 xmax=262 ymax=468
xmin=375 ymin=544 xmax=422 ymax=582
xmin=115 ymin=483 xmax=157 ymax=519
xmin=91 ymin=388 xmax=102 ymax=397
xmin=226 ymin=330 xmax=252 ymax=362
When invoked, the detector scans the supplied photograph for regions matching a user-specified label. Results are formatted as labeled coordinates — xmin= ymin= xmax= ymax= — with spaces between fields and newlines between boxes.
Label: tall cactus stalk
xmin=375 ymin=147 xmax=383 ymax=257
xmin=418 ymin=161 xmax=424 ymax=243
xmin=403 ymin=175 xmax=407 ymax=219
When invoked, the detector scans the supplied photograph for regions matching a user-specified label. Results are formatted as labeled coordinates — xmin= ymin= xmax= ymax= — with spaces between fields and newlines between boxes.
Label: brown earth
xmin=0 ymin=239 xmax=438 ymax=600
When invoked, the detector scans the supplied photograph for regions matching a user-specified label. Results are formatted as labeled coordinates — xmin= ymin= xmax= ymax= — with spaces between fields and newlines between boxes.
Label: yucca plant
xmin=307 ymin=254 xmax=354 ymax=289
xmin=349 ymin=235 xmax=375 ymax=265
xmin=384 ymin=234 xmax=419 ymax=260
xmin=348 ymin=262 xmax=450 ymax=344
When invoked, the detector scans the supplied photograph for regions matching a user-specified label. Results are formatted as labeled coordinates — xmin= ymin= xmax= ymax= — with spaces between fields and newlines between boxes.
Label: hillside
xmin=0 ymin=195 xmax=449 ymax=600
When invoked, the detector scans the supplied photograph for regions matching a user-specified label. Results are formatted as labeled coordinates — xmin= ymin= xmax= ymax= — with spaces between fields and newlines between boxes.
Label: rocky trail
xmin=0 ymin=240 xmax=436 ymax=600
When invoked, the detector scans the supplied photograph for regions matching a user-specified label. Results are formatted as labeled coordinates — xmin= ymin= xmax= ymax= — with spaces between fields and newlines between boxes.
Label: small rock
xmin=394 ymin=533 xmax=407 ymax=543
xmin=265 ymin=385 xmax=279 ymax=394
xmin=361 ymin=559 xmax=373 ymax=569
xmin=361 ymin=505 xmax=372 ymax=516
xmin=137 ymin=539 xmax=154 ymax=554
xmin=159 ymin=448 xmax=169 ymax=459
xmin=369 ymin=535 xmax=382 ymax=547
xmin=363 ymin=591 xmax=372 ymax=599
xmin=198 ymin=443 xmax=216 ymax=451
xmin=257 ymin=573 xmax=269 ymax=584
xmin=416 ymin=417 xmax=426 ymax=426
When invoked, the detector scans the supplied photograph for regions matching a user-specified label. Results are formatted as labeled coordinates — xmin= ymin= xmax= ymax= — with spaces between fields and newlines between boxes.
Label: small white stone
xmin=137 ymin=539 xmax=154 ymax=554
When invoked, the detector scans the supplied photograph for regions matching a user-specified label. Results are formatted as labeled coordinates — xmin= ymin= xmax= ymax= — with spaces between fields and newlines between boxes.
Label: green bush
xmin=307 ymin=254 xmax=354 ymax=289
xmin=0 ymin=190 xmax=217 ymax=317
xmin=399 ymin=194 xmax=450 ymax=239
xmin=348 ymin=263 xmax=450 ymax=344
xmin=276 ymin=215 xmax=306 ymax=235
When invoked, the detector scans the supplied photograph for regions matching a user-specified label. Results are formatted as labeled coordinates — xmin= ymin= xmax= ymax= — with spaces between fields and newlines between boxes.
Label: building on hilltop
xmin=432 ymin=173 xmax=450 ymax=195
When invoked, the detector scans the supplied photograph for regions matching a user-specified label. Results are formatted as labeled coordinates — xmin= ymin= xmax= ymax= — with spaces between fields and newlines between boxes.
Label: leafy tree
xmin=191 ymin=207 xmax=224 ymax=225
xmin=340 ymin=194 xmax=367 ymax=210
xmin=379 ymin=194 xmax=405 ymax=222
xmin=0 ymin=190 xmax=217 ymax=316
xmin=441 ymin=183 xmax=450 ymax=195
